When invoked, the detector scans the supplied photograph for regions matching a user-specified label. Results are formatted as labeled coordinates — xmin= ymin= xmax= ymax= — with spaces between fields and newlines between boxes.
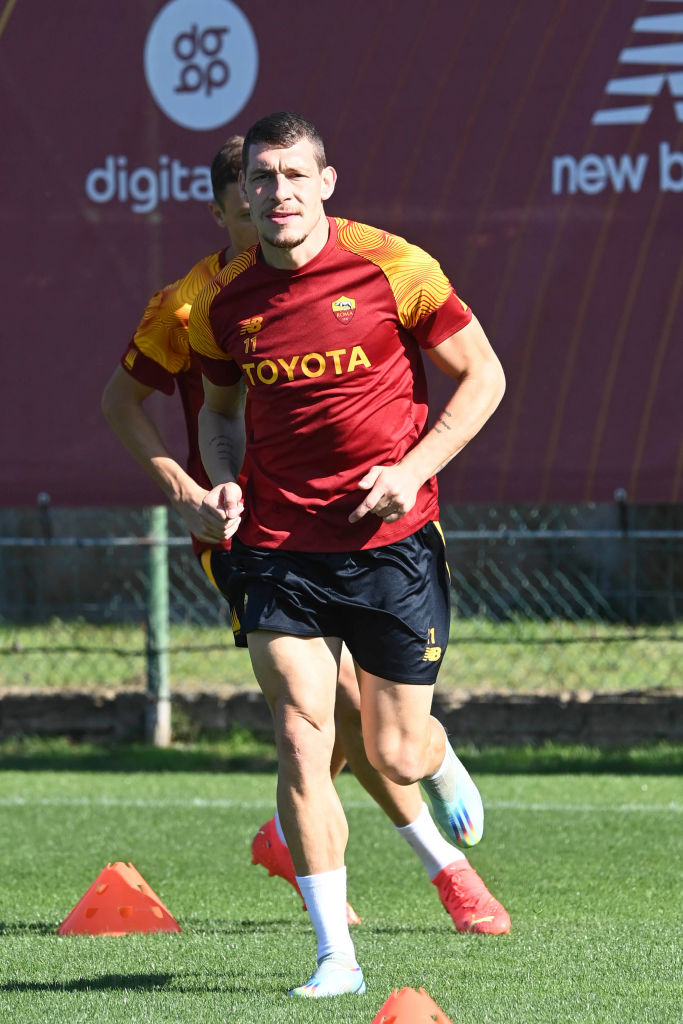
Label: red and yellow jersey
xmin=189 ymin=218 xmax=472 ymax=552
xmin=120 ymin=249 xmax=225 ymax=553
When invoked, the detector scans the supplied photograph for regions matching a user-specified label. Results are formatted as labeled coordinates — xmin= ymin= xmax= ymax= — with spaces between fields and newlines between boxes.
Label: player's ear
xmin=208 ymin=201 xmax=226 ymax=227
xmin=320 ymin=165 xmax=337 ymax=201
xmin=238 ymin=170 xmax=248 ymax=203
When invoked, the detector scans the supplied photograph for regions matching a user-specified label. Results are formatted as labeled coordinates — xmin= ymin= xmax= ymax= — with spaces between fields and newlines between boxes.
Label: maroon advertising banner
xmin=1 ymin=0 xmax=681 ymax=506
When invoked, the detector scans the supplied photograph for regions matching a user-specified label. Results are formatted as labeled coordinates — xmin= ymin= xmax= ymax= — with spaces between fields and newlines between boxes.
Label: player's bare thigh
xmin=247 ymin=630 xmax=341 ymax=737
xmin=357 ymin=669 xmax=440 ymax=786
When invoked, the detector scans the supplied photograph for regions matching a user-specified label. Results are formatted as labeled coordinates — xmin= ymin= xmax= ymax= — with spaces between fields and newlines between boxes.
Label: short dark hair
xmin=210 ymin=135 xmax=244 ymax=202
xmin=242 ymin=112 xmax=327 ymax=174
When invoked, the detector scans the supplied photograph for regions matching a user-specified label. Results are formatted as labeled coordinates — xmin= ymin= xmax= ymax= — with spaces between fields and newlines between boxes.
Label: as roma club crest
xmin=331 ymin=295 xmax=356 ymax=324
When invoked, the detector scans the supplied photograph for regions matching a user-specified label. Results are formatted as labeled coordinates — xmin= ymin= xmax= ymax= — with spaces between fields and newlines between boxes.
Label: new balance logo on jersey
xmin=592 ymin=8 xmax=683 ymax=126
xmin=240 ymin=316 xmax=264 ymax=335
xmin=240 ymin=316 xmax=264 ymax=353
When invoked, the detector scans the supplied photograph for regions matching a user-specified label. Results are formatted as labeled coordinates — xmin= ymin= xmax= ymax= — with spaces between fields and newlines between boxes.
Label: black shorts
xmin=198 ymin=549 xmax=248 ymax=648
xmin=229 ymin=522 xmax=451 ymax=685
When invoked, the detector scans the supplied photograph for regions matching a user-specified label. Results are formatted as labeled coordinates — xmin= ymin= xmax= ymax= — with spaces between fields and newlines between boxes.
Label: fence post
xmin=145 ymin=505 xmax=171 ymax=746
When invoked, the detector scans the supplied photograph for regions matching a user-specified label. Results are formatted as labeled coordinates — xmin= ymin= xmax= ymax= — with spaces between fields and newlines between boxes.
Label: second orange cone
xmin=370 ymin=985 xmax=455 ymax=1024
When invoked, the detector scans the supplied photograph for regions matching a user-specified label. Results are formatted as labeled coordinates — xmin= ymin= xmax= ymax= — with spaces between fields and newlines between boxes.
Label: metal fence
xmin=1 ymin=503 xmax=682 ymax=711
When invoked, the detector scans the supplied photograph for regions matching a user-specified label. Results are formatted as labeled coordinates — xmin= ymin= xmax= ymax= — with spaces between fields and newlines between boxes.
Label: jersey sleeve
xmin=121 ymin=251 xmax=224 ymax=393
xmin=120 ymin=338 xmax=176 ymax=395
xmin=409 ymin=285 xmax=472 ymax=350
xmin=383 ymin=235 xmax=471 ymax=348
xmin=335 ymin=220 xmax=472 ymax=348
xmin=188 ymin=278 xmax=243 ymax=386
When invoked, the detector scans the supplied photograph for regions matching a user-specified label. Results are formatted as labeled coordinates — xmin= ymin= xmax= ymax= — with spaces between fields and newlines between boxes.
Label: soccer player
xmin=103 ymin=134 xmax=509 ymax=974
xmin=189 ymin=113 xmax=508 ymax=998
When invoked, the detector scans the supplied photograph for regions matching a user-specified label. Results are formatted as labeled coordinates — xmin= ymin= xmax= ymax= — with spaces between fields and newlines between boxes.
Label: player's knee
xmin=384 ymin=757 xmax=424 ymax=786
xmin=364 ymin=736 xmax=423 ymax=786
xmin=276 ymin=703 xmax=335 ymax=778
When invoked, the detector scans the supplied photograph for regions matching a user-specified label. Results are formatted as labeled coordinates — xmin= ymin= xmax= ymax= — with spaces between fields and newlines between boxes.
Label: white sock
xmin=295 ymin=867 xmax=356 ymax=963
xmin=395 ymin=801 xmax=465 ymax=880
xmin=274 ymin=811 xmax=287 ymax=846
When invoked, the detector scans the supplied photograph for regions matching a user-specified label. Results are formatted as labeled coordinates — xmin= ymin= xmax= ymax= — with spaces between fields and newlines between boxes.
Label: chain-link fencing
xmin=0 ymin=503 xmax=681 ymax=695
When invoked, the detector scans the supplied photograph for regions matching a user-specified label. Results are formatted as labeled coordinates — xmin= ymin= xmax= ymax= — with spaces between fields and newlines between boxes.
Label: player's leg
xmin=334 ymin=646 xmax=422 ymax=824
xmin=205 ymin=549 xmax=360 ymax=921
xmin=251 ymin=683 xmax=359 ymax=923
xmin=338 ymin=522 xmax=508 ymax=933
xmin=329 ymin=730 xmax=348 ymax=778
xmin=335 ymin=647 xmax=508 ymax=933
xmin=356 ymin=668 xmax=508 ymax=932
xmin=357 ymin=670 xmax=483 ymax=846
xmin=251 ymin=812 xmax=361 ymax=924
xmin=341 ymin=522 xmax=483 ymax=847
xmin=247 ymin=631 xmax=344 ymax=872
xmin=247 ymin=629 xmax=365 ymax=997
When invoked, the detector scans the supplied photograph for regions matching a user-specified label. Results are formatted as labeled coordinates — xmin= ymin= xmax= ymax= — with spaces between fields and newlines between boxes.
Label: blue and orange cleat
xmin=420 ymin=736 xmax=484 ymax=848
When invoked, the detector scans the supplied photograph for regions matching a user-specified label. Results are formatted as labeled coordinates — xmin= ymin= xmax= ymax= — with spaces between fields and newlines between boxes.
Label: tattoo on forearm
xmin=433 ymin=410 xmax=462 ymax=473
xmin=433 ymin=410 xmax=453 ymax=434
xmin=208 ymin=435 xmax=242 ymax=474
xmin=209 ymin=436 xmax=233 ymax=453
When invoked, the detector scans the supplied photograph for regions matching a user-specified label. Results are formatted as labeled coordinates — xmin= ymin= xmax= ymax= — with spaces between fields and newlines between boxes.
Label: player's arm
xmin=349 ymin=316 xmax=505 ymax=523
xmin=101 ymin=365 xmax=214 ymax=540
xmin=409 ymin=314 xmax=505 ymax=476
xmin=196 ymin=376 xmax=247 ymax=538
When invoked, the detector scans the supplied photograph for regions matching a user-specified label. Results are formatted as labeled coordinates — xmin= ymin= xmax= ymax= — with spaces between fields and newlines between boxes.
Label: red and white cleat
xmin=432 ymin=861 xmax=510 ymax=934
xmin=251 ymin=817 xmax=361 ymax=925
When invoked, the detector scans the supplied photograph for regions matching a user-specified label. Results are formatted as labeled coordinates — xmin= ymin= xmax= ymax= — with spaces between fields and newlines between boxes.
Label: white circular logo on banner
xmin=144 ymin=0 xmax=258 ymax=131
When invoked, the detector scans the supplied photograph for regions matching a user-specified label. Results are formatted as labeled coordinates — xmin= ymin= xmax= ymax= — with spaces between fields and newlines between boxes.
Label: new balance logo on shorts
xmin=422 ymin=645 xmax=442 ymax=662
xmin=422 ymin=625 xmax=442 ymax=662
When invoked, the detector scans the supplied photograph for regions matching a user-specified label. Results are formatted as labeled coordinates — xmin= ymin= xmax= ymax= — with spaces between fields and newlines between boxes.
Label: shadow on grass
xmin=0 ymin=922 xmax=59 ymax=936
xmin=0 ymin=973 xmax=173 ymax=993
xmin=180 ymin=916 xmax=303 ymax=935
xmin=0 ymin=967 xmax=296 ymax=998
xmin=0 ymin=917 xmax=299 ymax=938
xmin=0 ymin=735 xmax=680 ymax=774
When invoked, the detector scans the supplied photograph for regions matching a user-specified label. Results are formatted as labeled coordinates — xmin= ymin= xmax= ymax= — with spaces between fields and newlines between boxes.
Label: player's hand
xmin=348 ymin=463 xmax=421 ymax=524
xmin=174 ymin=489 xmax=214 ymax=543
xmin=198 ymin=482 xmax=244 ymax=542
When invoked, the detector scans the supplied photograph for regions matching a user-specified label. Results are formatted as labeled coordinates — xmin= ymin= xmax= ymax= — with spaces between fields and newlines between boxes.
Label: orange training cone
xmin=370 ymin=986 xmax=455 ymax=1024
xmin=57 ymin=861 xmax=181 ymax=936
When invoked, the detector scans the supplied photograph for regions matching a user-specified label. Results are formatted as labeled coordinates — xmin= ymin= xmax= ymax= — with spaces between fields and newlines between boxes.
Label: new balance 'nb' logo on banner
xmin=592 ymin=5 xmax=683 ymax=125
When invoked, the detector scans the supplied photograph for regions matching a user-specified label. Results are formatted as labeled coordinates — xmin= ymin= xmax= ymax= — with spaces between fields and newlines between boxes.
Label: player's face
xmin=210 ymin=182 xmax=258 ymax=254
xmin=240 ymin=139 xmax=336 ymax=264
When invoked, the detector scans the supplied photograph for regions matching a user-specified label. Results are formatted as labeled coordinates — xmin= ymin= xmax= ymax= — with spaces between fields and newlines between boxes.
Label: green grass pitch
xmin=0 ymin=752 xmax=680 ymax=1023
